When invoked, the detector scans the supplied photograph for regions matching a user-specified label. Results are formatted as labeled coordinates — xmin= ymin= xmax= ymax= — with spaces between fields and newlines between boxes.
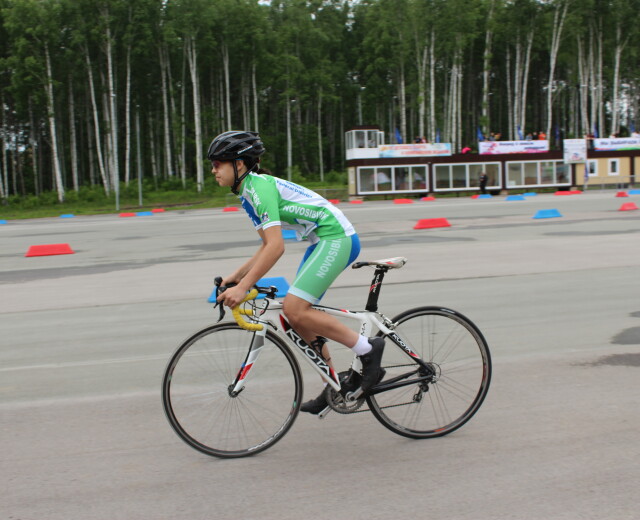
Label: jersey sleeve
xmin=247 ymin=176 xmax=282 ymax=230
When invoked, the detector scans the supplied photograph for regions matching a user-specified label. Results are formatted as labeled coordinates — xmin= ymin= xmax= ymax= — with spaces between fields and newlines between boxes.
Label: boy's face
xmin=212 ymin=160 xmax=244 ymax=187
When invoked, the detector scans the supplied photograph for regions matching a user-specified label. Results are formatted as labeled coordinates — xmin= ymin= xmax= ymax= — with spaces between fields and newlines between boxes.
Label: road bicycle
xmin=162 ymin=257 xmax=492 ymax=458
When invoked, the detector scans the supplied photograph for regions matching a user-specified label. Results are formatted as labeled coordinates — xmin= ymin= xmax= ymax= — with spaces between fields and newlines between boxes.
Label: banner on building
xmin=563 ymin=139 xmax=588 ymax=163
xmin=479 ymin=140 xmax=549 ymax=154
xmin=593 ymin=138 xmax=640 ymax=151
xmin=379 ymin=143 xmax=452 ymax=157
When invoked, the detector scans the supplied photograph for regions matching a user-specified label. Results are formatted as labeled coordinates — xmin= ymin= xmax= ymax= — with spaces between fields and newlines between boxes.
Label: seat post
xmin=365 ymin=267 xmax=388 ymax=312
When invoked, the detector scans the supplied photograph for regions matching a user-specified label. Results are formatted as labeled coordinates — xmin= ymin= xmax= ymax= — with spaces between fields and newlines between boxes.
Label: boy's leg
xmin=282 ymin=294 xmax=358 ymax=349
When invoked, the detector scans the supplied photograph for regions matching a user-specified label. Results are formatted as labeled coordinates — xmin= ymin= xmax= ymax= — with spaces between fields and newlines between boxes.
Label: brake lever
xmin=213 ymin=276 xmax=236 ymax=323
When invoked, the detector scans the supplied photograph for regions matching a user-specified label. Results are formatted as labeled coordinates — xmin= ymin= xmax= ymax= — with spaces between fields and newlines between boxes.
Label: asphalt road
xmin=1 ymin=190 xmax=639 ymax=520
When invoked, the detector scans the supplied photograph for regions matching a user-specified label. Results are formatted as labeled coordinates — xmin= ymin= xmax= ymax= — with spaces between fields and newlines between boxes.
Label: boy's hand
xmin=217 ymin=284 xmax=248 ymax=309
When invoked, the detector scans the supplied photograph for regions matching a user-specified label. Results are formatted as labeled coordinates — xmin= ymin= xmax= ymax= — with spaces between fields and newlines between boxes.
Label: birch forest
xmin=1 ymin=0 xmax=639 ymax=202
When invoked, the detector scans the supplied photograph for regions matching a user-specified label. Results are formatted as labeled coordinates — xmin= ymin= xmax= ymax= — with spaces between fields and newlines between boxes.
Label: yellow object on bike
xmin=231 ymin=289 xmax=263 ymax=331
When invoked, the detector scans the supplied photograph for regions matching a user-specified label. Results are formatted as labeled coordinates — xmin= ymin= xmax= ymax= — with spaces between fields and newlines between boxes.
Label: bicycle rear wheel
xmin=367 ymin=307 xmax=491 ymax=439
xmin=162 ymin=323 xmax=302 ymax=458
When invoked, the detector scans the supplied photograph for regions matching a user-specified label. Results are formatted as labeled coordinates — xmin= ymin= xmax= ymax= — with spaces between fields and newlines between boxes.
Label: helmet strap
xmin=231 ymin=160 xmax=250 ymax=195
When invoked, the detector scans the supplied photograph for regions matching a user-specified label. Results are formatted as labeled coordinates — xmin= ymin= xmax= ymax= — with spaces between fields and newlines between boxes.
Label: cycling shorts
xmin=288 ymin=234 xmax=360 ymax=304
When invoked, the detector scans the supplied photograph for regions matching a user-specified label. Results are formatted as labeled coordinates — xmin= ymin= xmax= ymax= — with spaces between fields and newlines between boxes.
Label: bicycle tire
xmin=162 ymin=323 xmax=303 ymax=458
xmin=367 ymin=307 xmax=491 ymax=439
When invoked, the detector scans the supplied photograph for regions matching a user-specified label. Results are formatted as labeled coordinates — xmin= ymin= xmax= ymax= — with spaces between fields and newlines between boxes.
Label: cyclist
xmin=208 ymin=130 xmax=385 ymax=414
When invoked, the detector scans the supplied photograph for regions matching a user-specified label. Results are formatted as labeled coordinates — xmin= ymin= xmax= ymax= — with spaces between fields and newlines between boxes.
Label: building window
xmin=506 ymin=160 xmax=568 ymax=187
xmin=507 ymin=163 xmax=523 ymax=187
xmin=357 ymin=165 xmax=428 ymax=194
xmin=587 ymin=160 xmax=598 ymax=176
xmin=608 ymin=159 xmax=620 ymax=176
xmin=435 ymin=163 xmax=500 ymax=191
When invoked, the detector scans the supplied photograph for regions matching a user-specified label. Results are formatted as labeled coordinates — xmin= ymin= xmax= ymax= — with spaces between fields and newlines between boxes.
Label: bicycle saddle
xmin=351 ymin=257 xmax=407 ymax=269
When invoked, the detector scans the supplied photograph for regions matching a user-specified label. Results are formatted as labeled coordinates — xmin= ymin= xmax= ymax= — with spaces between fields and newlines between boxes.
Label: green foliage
xmin=1 ymin=0 xmax=640 ymax=209
xmin=0 ymin=176 xmax=348 ymax=219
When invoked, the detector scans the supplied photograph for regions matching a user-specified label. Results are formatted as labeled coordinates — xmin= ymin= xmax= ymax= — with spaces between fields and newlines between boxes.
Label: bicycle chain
xmin=325 ymin=364 xmax=429 ymax=414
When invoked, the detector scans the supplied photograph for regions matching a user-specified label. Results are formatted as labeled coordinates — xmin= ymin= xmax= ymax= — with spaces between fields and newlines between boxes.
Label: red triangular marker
xmin=25 ymin=243 xmax=75 ymax=257
xmin=413 ymin=218 xmax=451 ymax=229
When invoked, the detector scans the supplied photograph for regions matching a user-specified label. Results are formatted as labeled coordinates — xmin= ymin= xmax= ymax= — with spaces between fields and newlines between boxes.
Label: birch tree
xmin=544 ymin=0 xmax=570 ymax=140
xmin=4 ymin=0 xmax=67 ymax=201
xmin=481 ymin=0 xmax=497 ymax=135
xmin=607 ymin=0 xmax=639 ymax=135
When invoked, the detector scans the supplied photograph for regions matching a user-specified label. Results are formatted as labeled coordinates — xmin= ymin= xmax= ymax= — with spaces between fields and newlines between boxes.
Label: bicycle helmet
xmin=207 ymin=131 xmax=265 ymax=194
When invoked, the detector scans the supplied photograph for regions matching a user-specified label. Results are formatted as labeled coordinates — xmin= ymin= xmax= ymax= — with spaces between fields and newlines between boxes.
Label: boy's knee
xmin=283 ymin=299 xmax=307 ymax=326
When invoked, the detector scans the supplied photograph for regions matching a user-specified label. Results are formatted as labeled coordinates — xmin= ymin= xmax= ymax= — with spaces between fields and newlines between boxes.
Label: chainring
xmin=323 ymin=370 xmax=365 ymax=414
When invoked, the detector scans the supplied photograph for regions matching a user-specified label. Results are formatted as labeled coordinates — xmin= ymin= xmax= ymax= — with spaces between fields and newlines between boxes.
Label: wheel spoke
xmin=369 ymin=308 xmax=491 ymax=438
xmin=162 ymin=324 xmax=301 ymax=457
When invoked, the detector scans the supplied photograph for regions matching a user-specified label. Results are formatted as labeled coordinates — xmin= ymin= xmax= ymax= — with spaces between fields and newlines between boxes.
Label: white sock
xmin=351 ymin=335 xmax=372 ymax=356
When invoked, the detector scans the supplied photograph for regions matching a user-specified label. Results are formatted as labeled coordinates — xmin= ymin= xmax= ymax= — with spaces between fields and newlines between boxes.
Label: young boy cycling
xmin=208 ymin=130 xmax=385 ymax=414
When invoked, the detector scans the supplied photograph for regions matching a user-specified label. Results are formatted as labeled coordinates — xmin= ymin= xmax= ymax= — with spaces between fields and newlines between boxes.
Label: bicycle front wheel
xmin=162 ymin=323 xmax=302 ymax=458
xmin=368 ymin=307 xmax=491 ymax=439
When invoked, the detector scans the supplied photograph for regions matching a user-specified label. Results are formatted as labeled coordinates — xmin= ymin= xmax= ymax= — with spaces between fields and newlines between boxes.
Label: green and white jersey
xmin=239 ymin=173 xmax=355 ymax=243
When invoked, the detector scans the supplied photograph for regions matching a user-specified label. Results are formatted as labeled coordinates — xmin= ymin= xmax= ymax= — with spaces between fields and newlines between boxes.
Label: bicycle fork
xmin=228 ymin=327 xmax=266 ymax=397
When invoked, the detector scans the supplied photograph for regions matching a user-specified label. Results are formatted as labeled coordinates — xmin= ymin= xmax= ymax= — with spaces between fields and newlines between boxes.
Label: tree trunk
xmin=545 ymin=0 xmax=569 ymax=140
xmin=124 ymin=45 xmax=132 ymax=185
xmin=68 ymin=79 xmax=79 ymax=191
xmin=481 ymin=0 xmax=495 ymax=135
xmin=252 ymin=63 xmax=259 ymax=132
xmin=286 ymin=92 xmax=292 ymax=180
xmin=179 ymin=51 xmax=187 ymax=185
xmin=428 ymin=31 xmax=436 ymax=142
xmin=44 ymin=43 xmax=65 ymax=202
xmin=317 ymin=89 xmax=324 ymax=182
xmin=222 ymin=43 xmax=231 ymax=129
xmin=186 ymin=36 xmax=204 ymax=191
xmin=159 ymin=45 xmax=173 ymax=177
xmin=104 ymin=18 xmax=119 ymax=208
xmin=610 ymin=23 xmax=627 ymax=136
xmin=399 ymin=62 xmax=407 ymax=144
xmin=416 ymin=41 xmax=428 ymax=138
xmin=148 ymin=113 xmax=159 ymax=186
xmin=577 ymin=37 xmax=589 ymax=135
xmin=28 ymin=97 xmax=39 ymax=196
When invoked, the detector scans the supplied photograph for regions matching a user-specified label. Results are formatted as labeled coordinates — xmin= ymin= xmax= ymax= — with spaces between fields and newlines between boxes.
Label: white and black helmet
xmin=207 ymin=131 xmax=265 ymax=194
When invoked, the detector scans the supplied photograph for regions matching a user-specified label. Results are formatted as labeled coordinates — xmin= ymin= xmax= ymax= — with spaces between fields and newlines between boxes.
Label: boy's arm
xmin=219 ymin=226 xmax=285 ymax=308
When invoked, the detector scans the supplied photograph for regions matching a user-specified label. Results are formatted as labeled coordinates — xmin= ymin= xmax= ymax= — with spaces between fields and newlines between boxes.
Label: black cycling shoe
xmin=300 ymin=390 xmax=328 ymax=415
xmin=359 ymin=337 xmax=386 ymax=393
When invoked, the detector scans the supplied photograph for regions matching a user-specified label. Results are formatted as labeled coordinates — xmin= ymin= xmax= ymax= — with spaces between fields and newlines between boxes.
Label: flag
xmin=630 ymin=121 xmax=636 ymax=133
xmin=435 ymin=128 xmax=441 ymax=143
xmin=593 ymin=124 xmax=598 ymax=138
xmin=555 ymin=124 xmax=560 ymax=143
xmin=517 ymin=126 xmax=524 ymax=140
xmin=477 ymin=127 xmax=484 ymax=142
xmin=394 ymin=128 xmax=403 ymax=144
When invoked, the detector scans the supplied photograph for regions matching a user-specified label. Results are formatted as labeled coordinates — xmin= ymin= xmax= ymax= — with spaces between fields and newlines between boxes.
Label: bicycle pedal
xmin=317 ymin=406 xmax=332 ymax=419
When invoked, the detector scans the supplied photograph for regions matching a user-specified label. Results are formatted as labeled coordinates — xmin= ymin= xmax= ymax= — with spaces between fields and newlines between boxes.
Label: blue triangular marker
xmin=533 ymin=209 xmax=562 ymax=219
xmin=60 ymin=214 xmax=75 ymax=218
xmin=506 ymin=195 xmax=525 ymax=201
xmin=523 ymin=192 xmax=538 ymax=197
xmin=137 ymin=211 xmax=154 ymax=216
xmin=478 ymin=194 xmax=492 ymax=199
xmin=0 ymin=220 xmax=7 ymax=225
xmin=628 ymin=189 xmax=640 ymax=195
xmin=282 ymin=229 xmax=297 ymax=240
xmin=208 ymin=276 xmax=290 ymax=303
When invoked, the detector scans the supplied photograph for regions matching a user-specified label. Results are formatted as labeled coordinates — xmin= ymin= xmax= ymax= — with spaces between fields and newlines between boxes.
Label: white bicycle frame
xmin=229 ymin=296 xmax=424 ymax=403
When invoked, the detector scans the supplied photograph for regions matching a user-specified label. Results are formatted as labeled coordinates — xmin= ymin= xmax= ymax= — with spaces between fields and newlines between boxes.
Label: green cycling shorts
xmin=288 ymin=234 xmax=360 ymax=304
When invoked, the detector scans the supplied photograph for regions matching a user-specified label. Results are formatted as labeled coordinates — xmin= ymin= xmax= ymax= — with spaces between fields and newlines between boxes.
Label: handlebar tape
xmin=231 ymin=289 xmax=263 ymax=331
